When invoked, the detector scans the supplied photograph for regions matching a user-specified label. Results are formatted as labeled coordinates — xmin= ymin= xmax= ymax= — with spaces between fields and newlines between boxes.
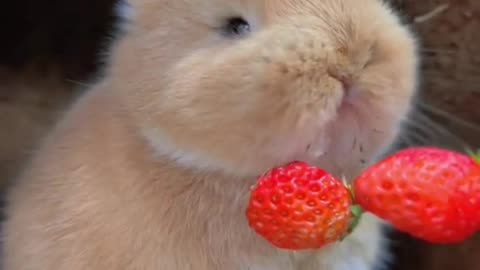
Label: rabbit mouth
xmin=297 ymin=100 xmax=381 ymax=179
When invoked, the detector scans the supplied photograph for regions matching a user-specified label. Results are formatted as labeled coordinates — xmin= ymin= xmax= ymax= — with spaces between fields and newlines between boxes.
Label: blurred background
xmin=0 ymin=0 xmax=478 ymax=269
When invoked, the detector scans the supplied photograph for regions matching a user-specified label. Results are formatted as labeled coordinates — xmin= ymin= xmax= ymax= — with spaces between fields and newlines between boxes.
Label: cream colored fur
xmin=2 ymin=0 xmax=419 ymax=269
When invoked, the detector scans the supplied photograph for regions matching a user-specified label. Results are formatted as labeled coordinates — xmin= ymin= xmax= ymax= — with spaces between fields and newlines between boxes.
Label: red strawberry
xmin=353 ymin=147 xmax=480 ymax=243
xmin=245 ymin=161 xmax=356 ymax=250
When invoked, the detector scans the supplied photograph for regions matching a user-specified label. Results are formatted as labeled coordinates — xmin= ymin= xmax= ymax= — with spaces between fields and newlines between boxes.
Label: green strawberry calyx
xmin=347 ymin=204 xmax=364 ymax=231
xmin=467 ymin=149 xmax=480 ymax=165
xmin=339 ymin=177 xmax=365 ymax=241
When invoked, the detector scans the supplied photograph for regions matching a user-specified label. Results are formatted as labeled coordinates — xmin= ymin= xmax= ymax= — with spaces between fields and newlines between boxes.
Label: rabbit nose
xmin=328 ymin=68 xmax=352 ymax=95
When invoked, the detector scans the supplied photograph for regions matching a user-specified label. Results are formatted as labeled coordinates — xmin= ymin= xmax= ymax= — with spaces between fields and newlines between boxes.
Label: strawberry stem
xmin=341 ymin=176 xmax=357 ymax=201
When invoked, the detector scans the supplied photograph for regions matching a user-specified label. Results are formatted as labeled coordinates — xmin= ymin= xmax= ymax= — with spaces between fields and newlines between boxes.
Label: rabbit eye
xmin=224 ymin=17 xmax=251 ymax=37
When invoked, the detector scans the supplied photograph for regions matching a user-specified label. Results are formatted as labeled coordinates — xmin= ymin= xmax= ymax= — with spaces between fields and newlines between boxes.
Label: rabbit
xmin=1 ymin=0 xmax=419 ymax=269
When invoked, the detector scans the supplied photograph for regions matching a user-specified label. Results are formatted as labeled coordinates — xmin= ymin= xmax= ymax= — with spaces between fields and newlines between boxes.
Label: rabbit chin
xmin=141 ymin=101 xmax=397 ymax=181
xmin=294 ymin=109 xmax=399 ymax=180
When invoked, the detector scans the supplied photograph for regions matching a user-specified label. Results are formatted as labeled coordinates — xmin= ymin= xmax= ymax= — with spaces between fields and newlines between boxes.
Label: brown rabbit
xmin=2 ymin=0 xmax=419 ymax=269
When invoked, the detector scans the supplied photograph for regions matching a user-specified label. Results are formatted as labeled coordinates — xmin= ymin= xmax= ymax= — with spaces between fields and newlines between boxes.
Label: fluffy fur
xmin=2 ymin=0 xmax=419 ymax=269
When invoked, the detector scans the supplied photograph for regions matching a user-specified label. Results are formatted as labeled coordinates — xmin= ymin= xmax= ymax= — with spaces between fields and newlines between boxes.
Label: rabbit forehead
xmin=129 ymin=0 xmax=382 ymax=19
